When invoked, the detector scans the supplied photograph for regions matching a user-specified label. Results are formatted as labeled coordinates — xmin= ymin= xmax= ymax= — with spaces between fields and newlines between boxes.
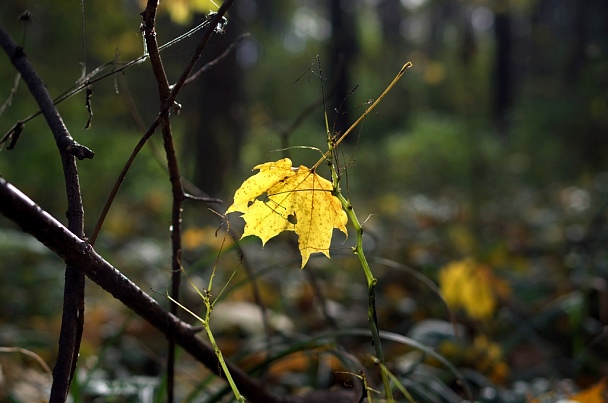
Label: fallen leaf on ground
xmin=438 ymin=258 xmax=510 ymax=320
xmin=568 ymin=378 xmax=607 ymax=403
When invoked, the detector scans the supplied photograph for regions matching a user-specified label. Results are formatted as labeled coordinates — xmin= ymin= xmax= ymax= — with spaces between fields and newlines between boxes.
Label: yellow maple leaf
xmin=226 ymin=158 xmax=348 ymax=268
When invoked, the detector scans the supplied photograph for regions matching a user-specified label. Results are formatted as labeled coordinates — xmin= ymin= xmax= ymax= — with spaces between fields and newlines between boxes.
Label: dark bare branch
xmin=0 ymin=27 xmax=94 ymax=160
xmin=0 ymin=23 xmax=92 ymax=402
xmin=0 ymin=177 xmax=284 ymax=403
xmin=91 ymin=0 xmax=235 ymax=245
xmin=141 ymin=1 xmax=186 ymax=399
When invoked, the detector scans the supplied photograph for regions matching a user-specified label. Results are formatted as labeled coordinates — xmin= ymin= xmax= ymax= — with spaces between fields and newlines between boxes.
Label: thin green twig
xmin=168 ymin=220 xmax=244 ymax=402
xmin=167 ymin=283 xmax=245 ymax=402
xmin=375 ymin=358 xmax=416 ymax=402
xmin=323 ymin=61 xmax=412 ymax=401
xmin=332 ymin=174 xmax=393 ymax=401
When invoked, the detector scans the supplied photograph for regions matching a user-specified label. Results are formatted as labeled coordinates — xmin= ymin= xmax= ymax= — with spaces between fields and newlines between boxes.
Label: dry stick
xmin=89 ymin=1 xmax=235 ymax=245
xmin=91 ymin=3 xmax=235 ymax=400
xmin=0 ymin=72 xmax=20 ymax=116
xmin=140 ymin=2 xmax=186 ymax=401
xmin=0 ymin=347 xmax=53 ymax=377
xmin=0 ymin=177 xmax=285 ymax=403
xmin=0 ymin=25 xmax=94 ymax=403
xmin=121 ymin=30 xmax=270 ymax=391
xmin=117 ymin=73 xmax=222 ymax=204
xmin=182 ymin=32 xmax=250 ymax=87
xmin=311 ymin=61 xmax=412 ymax=171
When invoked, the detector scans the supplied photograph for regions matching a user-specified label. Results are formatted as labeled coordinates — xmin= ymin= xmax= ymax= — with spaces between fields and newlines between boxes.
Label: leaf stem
xmin=323 ymin=61 xmax=412 ymax=400
xmin=312 ymin=61 xmax=412 ymax=171
xmin=327 ymin=134 xmax=392 ymax=399
xmin=204 ymin=322 xmax=245 ymax=402
xmin=334 ymin=189 xmax=393 ymax=401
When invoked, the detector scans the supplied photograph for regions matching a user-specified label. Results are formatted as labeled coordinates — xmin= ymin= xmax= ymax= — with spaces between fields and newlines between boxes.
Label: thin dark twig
xmin=117 ymin=73 xmax=147 ymax=132
xmin=117 ymin=73 xmax=224 ymax=206
xmin=89 ymin=1 xmax=235 ymax=245
xmin=121 ymin=80 xmax=221 ymax=208
xmin=277 ymin=55 xmax=342 ymax=157
xmin=140 ymin=1 xmax=187 ymax=400
xmin=305 ymin=269 xmax=339 ymax=330
xmin=0 ymin=24 xmax=90 ymax=403
xmin=181 ymin=32 xmax=250 ymax=86
xmin=183 ymin=193 xmax=223 ymax=203
xmin=0 ymin=72 xmax=20 ymax=117
xmin=0 ymin=12 xmax=225 ymax=149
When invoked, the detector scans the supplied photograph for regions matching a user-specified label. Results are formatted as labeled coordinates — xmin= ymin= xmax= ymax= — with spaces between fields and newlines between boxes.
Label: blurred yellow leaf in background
xmin=182 ymin=226 xmax=233 ymax=251
xmin=439 ymin=258 xmax=510 ymax=320
xmin=144 ymin=0 xmax=220 ymax=25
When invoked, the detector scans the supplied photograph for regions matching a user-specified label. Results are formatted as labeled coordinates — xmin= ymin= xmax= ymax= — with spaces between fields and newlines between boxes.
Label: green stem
xmin=326 ymin=143 xmax=392 ymax=399
xmin=335 ymin=191 xmax=393 ymax=401
xmin=204 ymin=321 xmax=245 ymax=402
xmin=167 ymin=288 xmax=244 ymax=402
xmin=320 ymin=61 xmax=411 ymax=401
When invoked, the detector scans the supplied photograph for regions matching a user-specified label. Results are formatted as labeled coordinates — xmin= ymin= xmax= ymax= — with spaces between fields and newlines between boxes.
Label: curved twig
xmin=0 ymin=24 xmax=92 ymax=403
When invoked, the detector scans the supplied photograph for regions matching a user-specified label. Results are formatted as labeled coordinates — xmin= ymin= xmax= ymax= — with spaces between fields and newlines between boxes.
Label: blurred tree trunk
xmin=377 ymin=0 xmax=402 ymax=47
xmin=376 ymin=0 xmax=409 ymax=128
xmin=565 ymin=0 xmax=587 ymax=82
xmin=189 ymin=24 xmax=245 ymax=197
xmin=428 ymin=0 xmax=454 ymax=58
xmin=459 ymin=7 xmax=476 ymax=67
xmin=255 ymin=0 xmax=286 ymax=33
xmin=565 ymin=0 xmax=608 ymax=167
xmin=492 ymin=2 xmax=513 ymax=137
xmin=528 ymin=0 xmax=557 ymax=81
xmin=327 ymin=0 xmax=358 ymax=138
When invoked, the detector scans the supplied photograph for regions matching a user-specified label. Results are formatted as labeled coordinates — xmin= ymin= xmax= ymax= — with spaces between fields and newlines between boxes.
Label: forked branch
xmin=0 ymin=23 xmax=93 ymax=403
xmin=0 ymin=177 xmax=282 ymax=403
